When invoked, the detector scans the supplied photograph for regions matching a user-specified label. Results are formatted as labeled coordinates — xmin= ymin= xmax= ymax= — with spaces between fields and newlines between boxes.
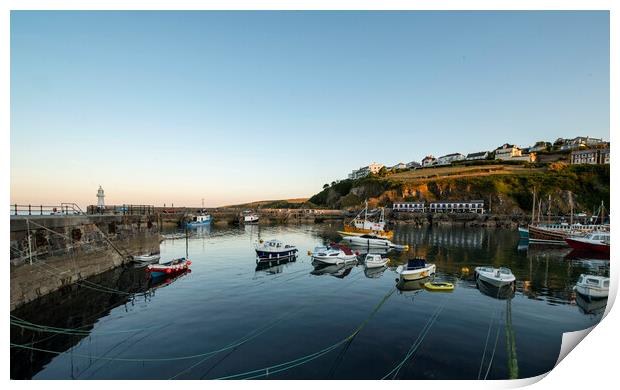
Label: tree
xmin=323 ymin=183 xmax=329 ymax=189
xmin=377 ymin=167 xmax=388 ymax=177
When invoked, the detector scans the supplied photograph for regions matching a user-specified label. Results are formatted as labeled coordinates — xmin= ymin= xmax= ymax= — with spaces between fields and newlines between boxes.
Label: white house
xmin=348 ymin=162 xmax=385 ymax=180
xmin=421 ymin=156 xmax=436 ymax=167
xmin=436 ymin=153 xmax=465 ymax=166
xmin=406 ymin=161 xmax=421 ymax=169
xmin=389 ymin=162 xmax=407 ymax=170
xmin=495 ymin=144 xmax=522 ymax=160
xmin=466 ymin=151 xmax=489 ymax=160
xmin=429 ymin=200 xmax=484 ymax=214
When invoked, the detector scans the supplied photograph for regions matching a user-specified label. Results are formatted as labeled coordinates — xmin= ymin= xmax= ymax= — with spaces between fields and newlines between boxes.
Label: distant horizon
xmin=11 ymin=11 xmax=610 ymax=208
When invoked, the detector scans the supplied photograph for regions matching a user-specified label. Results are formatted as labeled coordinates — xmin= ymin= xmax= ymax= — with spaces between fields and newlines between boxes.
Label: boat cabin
xmin=577 ymin=275 xmax=610 ymax=289
xmin=406 ymin=258 xmax=427 ymax=270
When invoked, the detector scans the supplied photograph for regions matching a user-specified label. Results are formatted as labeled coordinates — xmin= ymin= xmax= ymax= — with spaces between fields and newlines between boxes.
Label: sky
xmin=10 ymin=11 xmax=610 ymax=208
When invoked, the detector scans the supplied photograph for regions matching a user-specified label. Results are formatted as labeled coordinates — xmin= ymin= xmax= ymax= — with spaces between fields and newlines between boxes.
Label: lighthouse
xmin=97 ymin=186 xmax=105 ymax=210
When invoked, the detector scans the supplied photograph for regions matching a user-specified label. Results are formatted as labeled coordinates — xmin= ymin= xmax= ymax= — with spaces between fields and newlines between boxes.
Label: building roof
xmin=438 ymin=153 xmax=464 ymax=158
xmin=466 ymin=151 xmax=488 ymax=158
xmin=430 ymin=200 xmax=485 ymax=204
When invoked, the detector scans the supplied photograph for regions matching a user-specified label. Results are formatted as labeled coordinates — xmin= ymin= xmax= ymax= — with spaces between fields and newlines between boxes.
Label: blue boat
xmin=518 ymin=226 xmax=529 ymax=239
xmin=186 ymin=213 xmax=212 ymax=227
xmin=255 ymin=239 xmax=298 ymax=261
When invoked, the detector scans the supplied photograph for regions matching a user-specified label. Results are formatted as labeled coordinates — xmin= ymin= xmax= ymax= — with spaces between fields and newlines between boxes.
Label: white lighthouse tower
xmin=97 ymin=185 xmax=105 ymax=210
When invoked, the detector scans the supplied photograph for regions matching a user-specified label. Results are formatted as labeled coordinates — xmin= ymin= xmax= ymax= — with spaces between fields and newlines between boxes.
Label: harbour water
xmin=10 ymin=224 xmax=607 ymax=380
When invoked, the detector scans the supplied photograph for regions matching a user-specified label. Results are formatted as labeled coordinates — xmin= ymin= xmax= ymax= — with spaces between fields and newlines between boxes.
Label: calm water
xmin=10 ymin=224 xmax=608 ymax=380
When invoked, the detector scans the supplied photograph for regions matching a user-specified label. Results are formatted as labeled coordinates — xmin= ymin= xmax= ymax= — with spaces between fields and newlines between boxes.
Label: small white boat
xmin=573 ymin=274 xmax=609 ymax=299
xmin=475 ymin=266 xmax=516 ymax=287
xmin=364 ymin=254 xmax=389 ymax=268
xmin=132 ymin=253 xmax=161 ymax=263
xmin=310 ymin=243 xmax=358 ymax=264
xmin=243 ymin=210 xmax=260 ymax=224
xmin=396 ymin=258 xmax=436 ymax=281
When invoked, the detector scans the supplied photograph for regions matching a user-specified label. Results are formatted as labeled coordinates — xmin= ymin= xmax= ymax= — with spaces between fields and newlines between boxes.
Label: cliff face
xmin=310 ymin=164 xmax=610 ymax=216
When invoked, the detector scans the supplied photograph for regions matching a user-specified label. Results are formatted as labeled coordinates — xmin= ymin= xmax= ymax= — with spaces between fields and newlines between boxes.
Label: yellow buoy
xmin=461 ymin=267 xmax=470 ymax=274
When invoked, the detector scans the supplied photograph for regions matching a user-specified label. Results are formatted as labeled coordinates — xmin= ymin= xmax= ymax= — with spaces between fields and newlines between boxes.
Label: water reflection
xmin=310 ymin=261 xmax=357 ymax=279
xmin=575 ymin=294 xmax=608 ymax=316
xmin=255 ymin=255 xmax=297 ymax=274
xmin=364 ymin=265 xmax=388 ymax=279
xmin=477 ymin=279 xmax=516 ymax=300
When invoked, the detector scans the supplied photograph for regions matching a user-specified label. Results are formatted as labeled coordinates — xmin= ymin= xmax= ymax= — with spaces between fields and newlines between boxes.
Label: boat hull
xmin=475 ymin=272 xmax=515 ymax=287
xmin=342 ymin=225 xmax=393 ymax=239
xmin=311 ymin=254 xmax=357 ymax=265
xmin=518 ymin=227 xmax=529 ymax=239
xmin=565 ymin=238 xmax=610 ymax=253
xmin=255 ymin=249 xmax=298 ymax=260
xmin=397 ymin=264 xmax=436 ymax=281
xmin=574 ymin=284 xmax=609 ymax=299
xmin=527 ymin=225 xmax=568 ymax=244
xmin=341 ymin=237 xmax=391 ymax=248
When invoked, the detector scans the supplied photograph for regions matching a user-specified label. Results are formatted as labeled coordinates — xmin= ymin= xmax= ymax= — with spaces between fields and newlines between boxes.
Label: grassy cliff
xmin=309 ymin=163 xmax=609 ymax=215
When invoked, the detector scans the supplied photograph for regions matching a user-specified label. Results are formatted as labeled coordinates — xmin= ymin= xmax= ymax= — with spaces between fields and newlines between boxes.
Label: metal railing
xmin=11 ymin=203 xmax=85 ymax=216
xmin=87 ymin=204 xmax=155 ymax=215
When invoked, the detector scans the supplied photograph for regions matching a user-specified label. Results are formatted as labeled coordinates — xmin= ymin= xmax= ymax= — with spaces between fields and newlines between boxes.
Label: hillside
xmin=309 ymin=163 xmax=610 ymax=216
xmin=222 ymin=198 xmax=310 ymax=209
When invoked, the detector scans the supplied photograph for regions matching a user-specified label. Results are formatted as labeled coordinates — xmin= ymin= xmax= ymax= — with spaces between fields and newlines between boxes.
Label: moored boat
xmin=565 ymin=232 xmax=610 ymax=253
xmin=255 ymin=239 xmax=298 ymax=260
xmin=147 ymin=258 xmax=192 ymax=278
xmin=340 ymin=234 xmax=409 ymax=250
xmin=310 ymin=243 xmax=359 ymax=264
xmin=474 ymin=266 xmax=516 ymax=287
xmin=132 ymin=253 xmax=161 ymax=264
xmin=573 ymin=274 xmax=609 ymax=299
xmin=243 ymin=210 xmax=260 ymax=224
xmin=424 ymin=281 xmax=455 ymax=292
xmin=518 ymin=226 xmax=529 ymax=239
xmin=364 ymin=254 xmax=389 ymax=268
xmin=396 ymin=258 xmax=436 ymax=281
xmin=343 ymin=201 xmax=394 ymax=239
xmin=186 ymin=213 xmax=212 ymax=227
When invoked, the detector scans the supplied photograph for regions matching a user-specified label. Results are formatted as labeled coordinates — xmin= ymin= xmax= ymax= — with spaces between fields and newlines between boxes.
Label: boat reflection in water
xmin=476 ymin=278 xmax=516 ymax=300
xmin=310 ymin=260 xmax=357 ymax=279
xmin=575 ymin=293 xmax=608 ymax=316
xmin=364 ymin=265 xmax=388 ymax=279
xmin=354 ymin=246 xmax=390 ymax=256
xmin=564 ymin=249 xmax=610 ymax=262
xmin=396 ymin=276 xmax=431 ymax=293
xmin=255 ymin=255 xmax=297 ymax=274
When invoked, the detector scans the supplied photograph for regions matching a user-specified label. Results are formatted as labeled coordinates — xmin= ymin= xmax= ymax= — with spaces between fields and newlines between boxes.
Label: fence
xmin=11 ymin=203 xmax=85 ymax=216
xmin=86 ymin=204 xmax=155 ymax=216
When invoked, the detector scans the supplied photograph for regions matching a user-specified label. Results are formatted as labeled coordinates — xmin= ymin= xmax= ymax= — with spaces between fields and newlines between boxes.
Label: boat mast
xmin=537 ymin=200 xmax=542 ymax=223
xmin=364 ymin=199 xmax=368 ymax=222
xmin=531 ymin=190 xmax=536 ymax=225
xmin=547 ymin=194 xmax=551 ymax=225
xmin=569 ymin=191 xmax=573 ymax=226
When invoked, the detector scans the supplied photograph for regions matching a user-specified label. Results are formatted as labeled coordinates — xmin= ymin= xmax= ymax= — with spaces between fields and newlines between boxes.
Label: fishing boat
xmin=364 ymin=254 xmax=389 ymax=268
xmin=310 ymin=243 xmax=359 ymax=264
xmin=396 ymin=258 xmax=436 ymax=281
xmin=243 ymin=210 xmax=259 ymax=224
xmin=341 ymin=234 xmax=409 ymax=250
xmin=146 ymin=258 xmax=192 ymax=278
xmin=424 ymin=281 xmax=455 ymax=292
xmin=518 ymin=226 xmax=529 ymax=239
xmin=341 ymin=201 xmax=393 ymax=239
xmin=573 ymin=274 xmax=609 ymax=300
xmin=474 ymin=266 xmax=516 ymax=287
xmin=186 ymin=213 xmax=212 ymax=227
xmin=255 ymin=239 xmax=298 ymax=260
xmin=565 ymin=232 xmax=610 ymax=253
xmin=131 ymin=253 xmax=161 ymax=264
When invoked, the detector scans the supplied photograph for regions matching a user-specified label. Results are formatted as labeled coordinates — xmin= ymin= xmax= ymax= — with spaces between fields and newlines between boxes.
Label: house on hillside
xmin=389 ymin=162 xmax=407 ymax=170
xmin=348 ymin=162 xmax=385 ymax=180
xmin=494 ymin=144 xmax=522 ymax=160
xmin=421 ymin=155 xmax=437 ymax=167
xmin=555 ymin=136 xmax=606 ymax=151
xmin=466 ymin=151 xmax=490 ymax=161
xmin=526 ymin=141 xmax=551 ymax=153
xmin=436 ymin=153 xmax=465 ymax=166
xmin=570 ymin=147 xmax=610 ymax=165
xmin=406 ymin=161 xmax=421 ymax=169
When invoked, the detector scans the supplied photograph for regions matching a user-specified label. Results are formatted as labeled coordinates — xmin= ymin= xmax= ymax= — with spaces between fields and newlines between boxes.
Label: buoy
xmin=461 ymin=267 xmax=470 ymax=273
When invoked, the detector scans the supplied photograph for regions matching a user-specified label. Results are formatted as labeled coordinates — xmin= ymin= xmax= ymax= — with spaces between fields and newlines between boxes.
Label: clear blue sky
xmin=11 ymin=11 xmax=610 ymax=207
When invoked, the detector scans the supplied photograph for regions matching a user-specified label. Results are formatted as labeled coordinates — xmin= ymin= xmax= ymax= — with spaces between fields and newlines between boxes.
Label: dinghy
xmin=310 ymin=243 xmax=358 ymax=264
xmin=424 ymin=281 xmax=455 ymax=292
xmin=474 ymin=266 xmax=516 ymax=287
xmin=573 ymin=274 xmax=609 ymax=299
xmin=364 ymin=254 xmax=389 ymax=268
xmin=147 ymin=258 xmax=192 ymax=278
xmin=396 ymin=258 xmax=436 ymax=281
xmin=132 ymin=253 xmax=161 ymax=264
